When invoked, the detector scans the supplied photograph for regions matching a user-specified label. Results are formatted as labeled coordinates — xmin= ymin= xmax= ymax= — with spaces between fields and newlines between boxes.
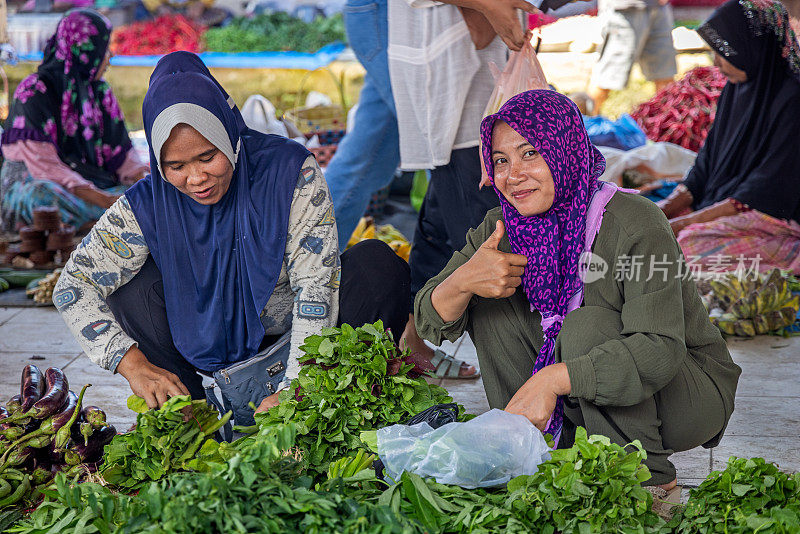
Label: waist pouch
xmin=205 ymin=332 xmax=290 ymax=440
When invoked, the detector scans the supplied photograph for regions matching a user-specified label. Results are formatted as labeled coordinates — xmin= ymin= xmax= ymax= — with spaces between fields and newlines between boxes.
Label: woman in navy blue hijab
xmin=53 ymin=53 xmax=411 ymax=429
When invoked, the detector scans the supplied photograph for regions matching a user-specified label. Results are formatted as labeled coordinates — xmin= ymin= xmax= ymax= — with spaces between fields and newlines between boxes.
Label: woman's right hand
xmin=116 ymin=346 xmax=190 ymax=409
xmin=457 ymin=220 xmax=527 ymax=299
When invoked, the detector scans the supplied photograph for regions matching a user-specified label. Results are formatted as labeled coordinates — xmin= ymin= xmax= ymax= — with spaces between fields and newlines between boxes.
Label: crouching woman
xmin=53 ymin=53 xmax=411 ymax=431
xmin=415 ymin=90 xmax=741 ymax=498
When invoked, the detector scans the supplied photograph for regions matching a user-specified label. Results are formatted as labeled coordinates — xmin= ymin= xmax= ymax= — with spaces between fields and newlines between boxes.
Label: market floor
xmin=1 ymin=306 xmax=798 ymax=493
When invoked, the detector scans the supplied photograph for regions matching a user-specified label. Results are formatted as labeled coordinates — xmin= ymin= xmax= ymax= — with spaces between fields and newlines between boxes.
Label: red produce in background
xmin=110 ymin=15 xmax=206 ymax=56
xmin=630 ymin=66 xmax=728 ymax=152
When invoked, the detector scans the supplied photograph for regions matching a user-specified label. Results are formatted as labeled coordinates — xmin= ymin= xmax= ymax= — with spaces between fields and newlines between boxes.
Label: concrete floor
xmin=1 ymin=306 xmax=798 ymax=489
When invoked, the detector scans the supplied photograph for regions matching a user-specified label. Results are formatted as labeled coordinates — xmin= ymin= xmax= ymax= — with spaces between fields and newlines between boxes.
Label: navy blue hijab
xmin=126 ymin=54 xmax=310 ymax=372
xmin=148 ymin=51 xmax=247 ymax=132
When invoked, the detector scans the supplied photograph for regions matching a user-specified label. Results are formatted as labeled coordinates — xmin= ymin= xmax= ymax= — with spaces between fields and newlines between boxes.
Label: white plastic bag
xmin=598 ymin=142 xmax=697 ymax=186
xmin=241 ymin=95 xmax=289 ymax=137
xmin=377 ymin=409 xmax=550 ymax=489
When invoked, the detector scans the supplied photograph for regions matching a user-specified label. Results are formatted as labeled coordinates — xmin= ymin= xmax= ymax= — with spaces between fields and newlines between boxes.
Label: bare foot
xmin=657 ymin=478 xmax=678 ymax=492
xmin=399 ymin=315 xmax=478 ymax=378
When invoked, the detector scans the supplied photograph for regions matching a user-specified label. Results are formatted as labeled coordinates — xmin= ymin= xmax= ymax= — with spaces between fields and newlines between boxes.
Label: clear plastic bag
xmin=480 ymin=38 xmax=549 ymax=188
xmin=376 ymin=409 xmax=550 ymax=489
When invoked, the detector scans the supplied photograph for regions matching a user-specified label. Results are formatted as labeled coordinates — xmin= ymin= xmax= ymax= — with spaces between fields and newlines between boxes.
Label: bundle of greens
xmin=378 ymin=471 xmax=526 ymax=533
xmin=11 ymin=424 xmax=418 ymax=534
xmin=204 ymin=12 xmax=345 ymax=53
xmin=99 ymin=395 xmax=230 ymax=489
xmin=252 ymin=322 xmax=463 ymax=471
xmin=668 ymin=456 xmax=800 ymax=533
xmin=504 ymin=428 xmax=664 ymax=534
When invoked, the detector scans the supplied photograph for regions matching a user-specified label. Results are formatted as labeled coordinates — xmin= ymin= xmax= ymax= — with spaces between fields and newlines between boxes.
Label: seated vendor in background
xmin=659 ymin=0 xmax=800 ymax=273
xmin=53 ymin=52 xmax=411 ymax=429
xmin=0 ymin=10 xmax=148 ymax=234
xmin=415 ymin=90 xmax=741 ymax=503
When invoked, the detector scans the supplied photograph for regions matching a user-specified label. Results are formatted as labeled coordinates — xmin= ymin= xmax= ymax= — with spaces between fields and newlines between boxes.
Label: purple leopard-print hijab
xmin=480 ymin=90 xmax=606 ymax=441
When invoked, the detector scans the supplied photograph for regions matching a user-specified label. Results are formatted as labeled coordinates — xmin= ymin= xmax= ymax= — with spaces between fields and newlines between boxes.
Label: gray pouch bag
xmin=206 ymin=332 xmax=290 ymax=438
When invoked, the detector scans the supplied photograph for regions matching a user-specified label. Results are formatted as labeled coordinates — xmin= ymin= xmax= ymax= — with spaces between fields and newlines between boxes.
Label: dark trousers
xmin=106 ymin=239 xmax=411 ymax=399
xmin=409 ymin=146 xmax=500 ymax=296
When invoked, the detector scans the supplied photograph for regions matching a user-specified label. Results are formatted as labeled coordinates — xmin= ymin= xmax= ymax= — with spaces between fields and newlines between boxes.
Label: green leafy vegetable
xmin=100 ymin=396 xmax=230 ymax=488
xmin=204 ymin=12 xmax=346 ymax=53
xmin=253 ymin=322 xmax=463 ymax=472
xmin=505 ymin=427 xmax=663 ymax=534
xmin=668 ymin=456 xmax=800 ymax=533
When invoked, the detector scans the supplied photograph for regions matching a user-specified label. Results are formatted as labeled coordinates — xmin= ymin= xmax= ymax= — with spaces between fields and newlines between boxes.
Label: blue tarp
xmin=18 ymin=42 xmax=347 ymax=69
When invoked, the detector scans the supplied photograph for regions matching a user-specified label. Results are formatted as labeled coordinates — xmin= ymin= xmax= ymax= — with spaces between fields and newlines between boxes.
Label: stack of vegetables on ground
xmin=0 ymin=270 xmax=49 ymax=296
xmin=705 ymin=268 xmax=800 ymax=336
xmin=203 ymin=12 xmax=345 ymax=53
xmin=110 ymin=15 xmax=205 ymax=56
xmin=667 ymin=456 xmax=800 ymax=533
xmin=247 ymin=322 xmax=459 ymax=473
xmin=0 ymin=366 xmax=113 ymax=511
xmin=2 ymin=322 xmax=799 ymax=532
xmin=631 ymin=66 xmax=728 ymax=152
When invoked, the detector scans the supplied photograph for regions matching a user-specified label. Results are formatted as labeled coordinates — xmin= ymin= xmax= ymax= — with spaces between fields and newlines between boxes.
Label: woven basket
xmin=284 ymin=67 xmax=348 ymax=142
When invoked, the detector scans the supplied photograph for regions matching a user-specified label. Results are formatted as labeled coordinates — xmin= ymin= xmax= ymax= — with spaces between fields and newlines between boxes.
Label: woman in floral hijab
xmin=0 ymin=9 xmax=147 ymax=233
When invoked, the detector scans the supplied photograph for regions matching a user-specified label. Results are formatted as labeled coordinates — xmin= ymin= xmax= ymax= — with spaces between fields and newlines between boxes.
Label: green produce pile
xmin=204 ymin=12 xmax=346 ymax=53
xmin=99 ymin=395 xmax=231 ymax=489
xmin=668 ymin=457 xmax=800 ymax=533
xmin=3 ymin=323 xmax=799 ymax=533
xmin=249 ymin=322 xmax=463 ymax=472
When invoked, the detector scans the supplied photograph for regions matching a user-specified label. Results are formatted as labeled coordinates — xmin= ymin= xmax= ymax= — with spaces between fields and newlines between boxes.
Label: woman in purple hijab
xmin=415 ymin=90 xmax=740 ymax=512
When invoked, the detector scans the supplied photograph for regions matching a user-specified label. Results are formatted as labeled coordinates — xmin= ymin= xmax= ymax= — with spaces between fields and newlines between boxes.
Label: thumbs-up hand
xmin=459 ymin=220 xmax=528 ymax=299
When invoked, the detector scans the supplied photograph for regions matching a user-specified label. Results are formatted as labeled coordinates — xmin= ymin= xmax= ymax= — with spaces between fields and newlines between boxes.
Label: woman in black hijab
xmin=659 ymin=0 xmax=800 ymax=273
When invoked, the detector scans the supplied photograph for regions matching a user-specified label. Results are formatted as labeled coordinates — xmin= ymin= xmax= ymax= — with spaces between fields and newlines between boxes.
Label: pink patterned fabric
xmin=678 ymin=209 xmax=800 ymax=273
xmin=480 ymin=90 xmax=606 ymax=442
xmin=1 ymin=140 xmax=93 ymax=191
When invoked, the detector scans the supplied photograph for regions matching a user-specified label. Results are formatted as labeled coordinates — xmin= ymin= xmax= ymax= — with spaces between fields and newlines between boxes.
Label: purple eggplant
xmin=19 ymin=365 xmax=44 ymax=413
xmin=0 ymin=425 xmax=23 ymax=441
xmin=53 ymin=385 xmax=89 ymax=449
xmin=0 ymin=407 xmax=8 ymax=421
xmin=5 ymin=395 xmax=21 ymax=415
xmin=27 ymin=368 xmax=68 ymax=420
xmin=81 ymin=406 xmax=109 ymax=429
xmin=78 ymin=422 xmax=93 ymax=446
xmin=67 ymin=424 xmax=116 ymax=465
xmin=3 ymin=446 xmax=34 ymax=468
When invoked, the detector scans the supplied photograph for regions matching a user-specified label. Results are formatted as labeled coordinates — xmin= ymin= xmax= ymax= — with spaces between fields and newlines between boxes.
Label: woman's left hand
xmin=505 ymin=362 xmax=570 ymax=432
xmin=255 ymin=391 xmax=282 ymax=413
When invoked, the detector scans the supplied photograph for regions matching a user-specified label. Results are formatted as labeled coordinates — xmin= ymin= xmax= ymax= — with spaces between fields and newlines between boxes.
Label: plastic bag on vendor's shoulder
xmin=479 ymin=36 xmax=549 ymax=188
xmin=376 ymin=409 xmax=550 ymax=489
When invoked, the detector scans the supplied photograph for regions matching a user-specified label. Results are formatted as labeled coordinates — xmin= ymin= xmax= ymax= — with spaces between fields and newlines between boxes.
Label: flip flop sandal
xmin=647 ymin=485 xmax=682 ymax=521
xmin=430 ymin=349 xmax=480 ymax=380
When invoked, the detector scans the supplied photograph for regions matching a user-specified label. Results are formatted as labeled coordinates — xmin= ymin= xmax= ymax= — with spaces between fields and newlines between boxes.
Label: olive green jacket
xmin=415 ymin=192 xmax=741 ymax=439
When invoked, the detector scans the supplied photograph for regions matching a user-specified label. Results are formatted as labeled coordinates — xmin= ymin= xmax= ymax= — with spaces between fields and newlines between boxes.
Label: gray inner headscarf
xmin=150 ymin=102 xmax=240 ymax=177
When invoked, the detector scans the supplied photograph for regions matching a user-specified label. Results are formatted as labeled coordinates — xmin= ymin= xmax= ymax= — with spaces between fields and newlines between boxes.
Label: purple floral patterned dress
xmin=0 ymin=10 xmax=133 ymax=232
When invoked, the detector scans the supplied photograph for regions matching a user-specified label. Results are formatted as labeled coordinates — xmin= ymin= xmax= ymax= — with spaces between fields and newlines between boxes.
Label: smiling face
xmin=491 ymin=120 xmax=556 ymax=217
xmin=160 ymin=123 xmax=234 ymax=205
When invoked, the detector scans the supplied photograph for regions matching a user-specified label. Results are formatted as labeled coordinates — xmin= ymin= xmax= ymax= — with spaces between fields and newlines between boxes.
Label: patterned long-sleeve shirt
xmin=53 ymin=155 xmax=340 ymax=385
